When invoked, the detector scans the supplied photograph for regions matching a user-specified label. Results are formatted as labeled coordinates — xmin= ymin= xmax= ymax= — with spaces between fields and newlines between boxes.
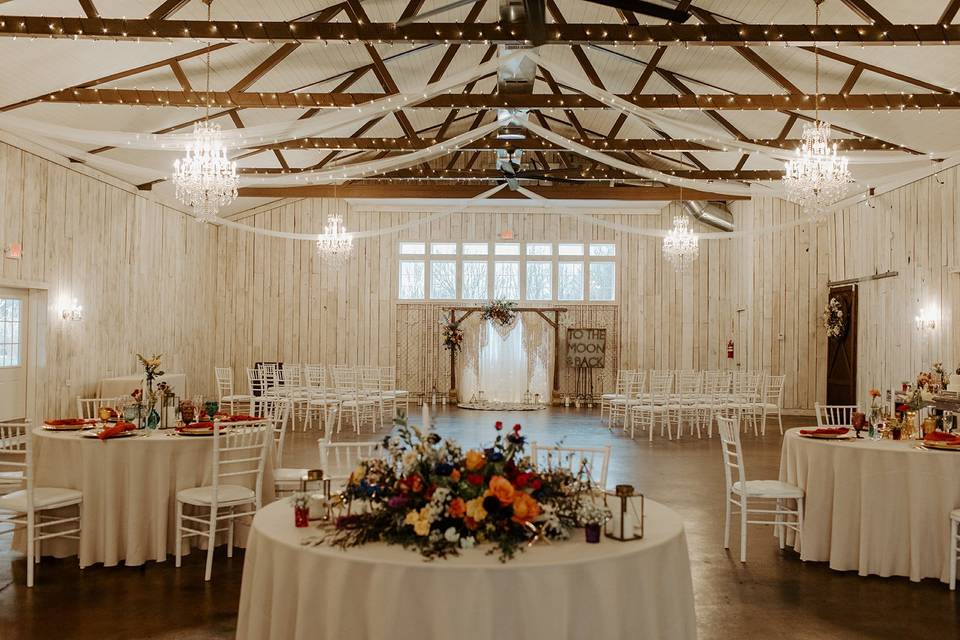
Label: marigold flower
xmin=511 ymin=492 xmax=541 ymax=524
xmin=869 ymin=388 xmax=881 ymax=398
xmin=465 ymin=449 xmax=486 ymax=471
xmin=450 ymin=468 xmax=461 ymax=482
xmin=447 ymin=497 xmax=466 ymax=518
xmin=487 ymin=475 xmax=516 ymax=505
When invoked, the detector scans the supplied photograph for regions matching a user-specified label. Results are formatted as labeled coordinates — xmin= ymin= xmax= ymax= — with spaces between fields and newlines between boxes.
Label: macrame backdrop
xmin=395 ymin=303 xmax=616 ymax=402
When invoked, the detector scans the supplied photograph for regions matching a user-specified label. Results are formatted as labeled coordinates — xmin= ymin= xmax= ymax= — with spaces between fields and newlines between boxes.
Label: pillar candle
xmin=422 ymin=402 xmax=431 ymax=432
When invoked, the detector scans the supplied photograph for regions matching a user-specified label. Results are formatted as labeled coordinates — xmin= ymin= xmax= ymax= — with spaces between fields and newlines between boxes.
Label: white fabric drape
xmin=459 ymin=316 xmax=551 ymax=403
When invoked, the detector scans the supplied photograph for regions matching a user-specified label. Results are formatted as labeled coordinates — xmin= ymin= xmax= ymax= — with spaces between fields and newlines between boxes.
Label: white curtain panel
xmin=459 ymin=317 xmax=550 ymax=404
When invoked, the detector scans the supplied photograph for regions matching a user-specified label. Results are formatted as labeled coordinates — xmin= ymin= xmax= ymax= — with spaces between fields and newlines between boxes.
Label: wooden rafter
xmin=6 ymin=18 xmax=960 ymax=45
xmin=169 ymin=60 xmax=192 ymax=91
xmin=147 ymin=0 xmax=191 ymax=20
xmin=839 ymin=0 xmax=891 ymax=25
xmin=656 ymin=69 xmax=748 ymax=140
xmin=40 ymin=88 xmax=960 ymax=111
xmin=78 ymin=0 xmax=98 ymax=19
xmin=241 ymin=167 xmax=783 ymax=181
xmin=839 ymin=64 xmax=864 ymax=94
xmin=236 ymin=184 xmax=749 ymax=200
xmin=941 ymin=0 xmax=960 ymax=25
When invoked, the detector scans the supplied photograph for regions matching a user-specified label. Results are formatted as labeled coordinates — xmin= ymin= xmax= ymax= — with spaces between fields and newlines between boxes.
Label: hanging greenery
xmin=440 ymin=319 xmax=464 ymax=353
xmin=481 ymin=300 xmax=518 ymax=327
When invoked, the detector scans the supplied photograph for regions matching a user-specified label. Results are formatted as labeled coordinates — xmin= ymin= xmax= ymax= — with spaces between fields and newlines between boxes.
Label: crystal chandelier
xmin=782 ymin=0 xmax=852 ymax=213
xmin=316 ymin=214 xmax=353 ymax=267
xmin=172 ymin=0 xmax=238 ymax=223
xmin=662 ymin=214 xmax=699 ymax=271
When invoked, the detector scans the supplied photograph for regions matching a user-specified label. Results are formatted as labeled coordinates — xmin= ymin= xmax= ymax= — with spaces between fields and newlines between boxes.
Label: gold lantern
xmin=604 ymin=484 xmax=644 ymax=541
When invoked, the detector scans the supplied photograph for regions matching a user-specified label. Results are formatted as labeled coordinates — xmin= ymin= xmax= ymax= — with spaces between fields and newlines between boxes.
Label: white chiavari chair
xmin=76 ymin=396 xmax=126 ymax=419
xmin=332 ymin=367 xmax=376 ymax=434
xmin=609 ymin=371 xmax=644 ymax=430
xmin=379 ymin=366 xmax=409 ymax=421
xmin=359 ymin=366 xmax=388 ymax=429
xmin=629 ymin=372 xmax=673 ymax=441
xmin=717 ymin=415 xmax=803 ymax=563
xmin=950 ymin=509 xmax=960 ymax=589
xmin=257 ymin=398 xmax=309 ymax=495
xmin=259 ymin=363 xmax=279 ymax=396
xmin=761 ymin=375 xmax=787 ymax=435
xmin=700 ymin=371 xmax=730 ymax=438
xmin=729 ymin=372 xmax=764 ymax=435
xmin=600 ymin=369 xmax=631 ymax=425
xmin=529 ymin=443 xmax=612 ymax=489
xmin=671 ymin=371 xmax=703 ymax=439
xmin=246 ymin=367 xmax=265 ymax=414
xmin=214 ymin=367 xmax=253 ymax=414
xmin=814 ymin=403 xmax=857 ymax=428
xmin=175 ymin=420 xmax=270 ymax=582
xmin=0 ymin=423 xmax=84 ymax=587
xmin=317 ymin=431 xmax=387 ymax=491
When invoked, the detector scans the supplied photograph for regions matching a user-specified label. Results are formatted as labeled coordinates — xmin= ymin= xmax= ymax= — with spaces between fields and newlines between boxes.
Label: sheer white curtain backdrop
xmin=459 ymin=316 xmax=551 ymax=404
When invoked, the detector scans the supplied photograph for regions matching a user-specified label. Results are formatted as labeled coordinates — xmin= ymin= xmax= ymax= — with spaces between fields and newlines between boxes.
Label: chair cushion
xmin=274 ymin=468 xmax=310 ymax=483
xmin=177 ymin=484 xmax=255 ymax=506
xmin=732 ymin=480 xmax=803 ymax=499
xmin=0 ymin=487 xmax=83 ymax=512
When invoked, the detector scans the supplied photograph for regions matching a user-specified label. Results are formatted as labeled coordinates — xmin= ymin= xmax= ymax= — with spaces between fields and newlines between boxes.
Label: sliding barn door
xmin=826 ymin=285 xmax=857 ymax=406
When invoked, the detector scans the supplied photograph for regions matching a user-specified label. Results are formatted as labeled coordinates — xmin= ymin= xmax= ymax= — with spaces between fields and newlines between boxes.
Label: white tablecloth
xmin=97 ymin=372 xmax=187 ymax=399
xmin=236 ymin=499 xmax=697 ymax=640
xmin=17 ymin=427 xmax=274 ymax=567
xmin=779 ymin=427 xmax=960 ymax=582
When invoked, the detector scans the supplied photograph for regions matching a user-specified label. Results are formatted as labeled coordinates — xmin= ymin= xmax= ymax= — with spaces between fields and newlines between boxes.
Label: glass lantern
xmin=604 ymin=484 xmax=645 ymax=541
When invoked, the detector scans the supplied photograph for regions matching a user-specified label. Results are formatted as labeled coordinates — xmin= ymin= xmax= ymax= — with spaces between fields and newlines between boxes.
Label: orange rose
xmin=511 ymin=492 xmax=541 ymax=524
xmin=465 ymin=450 xmax=486 ymax=471
xmin=447 ymin=497 xmax=466 ymax=519
xmin=450 ymin=469 xmax=461 ymax=482
xmin=487 ymin=475 xmax=516 ymax=505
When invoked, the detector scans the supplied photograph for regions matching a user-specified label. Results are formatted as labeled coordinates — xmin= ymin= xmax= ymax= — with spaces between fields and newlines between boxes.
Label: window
xmin=431 ymin=242 xmax=457 ymax=255
xmin=397 ymin=241 xmax=615 ymax=302
xmin=462 ymin=243 xmax=488 ymax=255
xmin=398 ymin=261 xmax=425 ymax=299
xmin=590 ymin=243 xmax=616 ymax=257
xmin=0 ymin=298 xmax=21 ymax=367
xmin=399 ymin=242 xmax=425 ymax=255
xmin=526 ymin=243 xmax=552 ymax=256
xmin=558 ymin=262 xmax=584 ymax=301
xmin=526 ymin=262 xmax=552 ymax=300
xmin=589 ymin=262 xmax=615 ymax=301
xmin=430 ymin=261 xmax=456 ymax=299
xmin=494 ymin=262 xmax=520 ymax=299
xmin=461 ymin=261 xmax=488 ymax=300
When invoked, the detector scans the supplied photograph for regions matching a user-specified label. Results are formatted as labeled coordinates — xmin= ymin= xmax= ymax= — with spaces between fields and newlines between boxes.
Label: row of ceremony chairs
xmin=600 ymin=370 xmax=785 ymax=441
xmin=215 ymin=364 xmax=410 ymax=435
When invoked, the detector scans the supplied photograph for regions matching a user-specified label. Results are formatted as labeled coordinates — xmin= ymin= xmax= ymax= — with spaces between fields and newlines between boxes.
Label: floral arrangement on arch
xmin=481 ymin=299 xmax=517 ymax=327
xmin=440 ymin=319 xmax=464 ymax=353
xmin=822 ymin=297 xmax=846 ymax=339
xmin=328 ymin=418 xmax=586 ymax=561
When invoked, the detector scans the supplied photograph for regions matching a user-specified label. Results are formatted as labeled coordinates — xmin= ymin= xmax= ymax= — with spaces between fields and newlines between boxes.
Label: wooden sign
xmin=566 ymin=328 xmax=606 ymax=368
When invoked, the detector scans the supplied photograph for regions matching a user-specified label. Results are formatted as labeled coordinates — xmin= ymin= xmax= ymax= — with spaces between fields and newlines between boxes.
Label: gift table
xmin=780 ymin=427 xmax=960 ymax=582
xmin=236 ymin=499 xmax=697 ymax=640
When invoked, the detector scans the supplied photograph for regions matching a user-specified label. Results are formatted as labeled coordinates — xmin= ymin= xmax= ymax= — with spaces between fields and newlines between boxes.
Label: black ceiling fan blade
xmin=586 ymin=0 xmax=691 ymax=23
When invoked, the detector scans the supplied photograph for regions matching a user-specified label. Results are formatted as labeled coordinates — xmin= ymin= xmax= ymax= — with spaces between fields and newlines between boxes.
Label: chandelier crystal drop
xmin=316 ymin=214 xmax=353 ymax=267
xmin=781 ymin=0 xmax=852 ymax=214
xmin=172 ymin=120 xmax=239 ymax=223
xmin=662 ymin=215 xmax=699 ymax=271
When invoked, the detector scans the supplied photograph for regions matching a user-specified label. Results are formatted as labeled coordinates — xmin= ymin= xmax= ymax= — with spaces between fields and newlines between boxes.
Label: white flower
xmin=459 ymin=536 xmax=476 ymax=549
xmin=444 ymin=527 xmax=460 ymax=543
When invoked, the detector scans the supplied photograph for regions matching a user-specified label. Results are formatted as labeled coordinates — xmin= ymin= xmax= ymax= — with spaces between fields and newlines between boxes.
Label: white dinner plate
xmin=80 ymin=430 xmax=138 ymax=439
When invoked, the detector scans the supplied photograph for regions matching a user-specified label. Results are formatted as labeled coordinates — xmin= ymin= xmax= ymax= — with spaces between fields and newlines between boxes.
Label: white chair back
xmin=76 ymin=396 xmax=126 ymax=419
xmin=317 ymin=439 xmax=386 ymax=487
xmin=215 ymin=367 xmax=234 ymax=399
xmin=815 ymin=403 xmax=857 ymax=428
xmin=210 ymin=421 xmax=270 ymax=509
xmin=529 ymin=443 xmax=612 ymax=489
xmin=278 ymin=364 xmax=301 ymax=387
xmin=649 ymin=371 xmax=673 ymax=400
xmin=765 ymin=375 xmax=786 ymax=406
xmin=246 ymin=367 xmax=264 ymax=397
xmin=0 ymin=422 xmax=28 ymax=495
xmin=260 ymin=363 xmax=279 ymax=391
xmin=677 ymin=371 xmax=703 ymax=397
xmin=303 ymin=364 xmax=326 ymax=390
xmin=716 ymin=415 xmax=746 ymax=493
xmin=258 ymin=398 xmax=291 ymax=464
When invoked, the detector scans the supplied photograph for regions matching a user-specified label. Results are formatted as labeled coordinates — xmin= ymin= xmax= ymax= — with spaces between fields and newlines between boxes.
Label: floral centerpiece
xmin=328 ymin=419 xmax=587 ymax=561
xmin=481 ymin=299 xmax=517 ymax=327
xmin=136 ymin=353 xmax=164 ymax=429
xmin=868 ymin=388 xmax=884 ymax=425
xmin=822 ymin=296 xmax=846 ymax=339
xmin=933 ymin=362 xmax=949 ymax=390
xmin=440 ymin=319 xmax=464 ymax=353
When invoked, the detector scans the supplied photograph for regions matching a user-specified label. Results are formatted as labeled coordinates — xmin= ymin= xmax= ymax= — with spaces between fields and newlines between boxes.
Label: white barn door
xmin=0 ymin=287 xmax=28 ymax=421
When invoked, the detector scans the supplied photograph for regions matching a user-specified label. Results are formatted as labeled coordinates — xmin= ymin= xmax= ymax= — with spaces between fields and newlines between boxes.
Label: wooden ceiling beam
xmin=246 ymin=135 xmax=899 ymax=152
xmin=236 ymin=183 xmax=750 ymax=201
xmin=78 ymin=0 xmax=98 ymax=19
xmin=840 ymin=0 xmax=892 ymax=25
xmin=43 ymin=88 xmax=960 ymax=111
xmin=169 ymin=59 xmax=192 ymax=91
xmin=6 ymin=18 xmax=960 ymax=45
xmin=146 ymin=0 xmax=191 ymax=20
xmin=941 ymin=0 xmax=960 ymax=25
xmin=839 ymin=64 xmax=865 ymax=94
xmin=240 ymin=167 xmax=782 ymax=181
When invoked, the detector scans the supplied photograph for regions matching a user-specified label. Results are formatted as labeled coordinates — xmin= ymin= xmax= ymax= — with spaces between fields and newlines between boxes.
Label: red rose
xmin=530 ymin=478 xmax=542 ymax=491
xmin=514 ymin=472 xmax=531 ymax=488
xmin=495 ymin=421 xmax=504 ymax=431
xmin=513 ymin=424 xmax=522 ymax=433
xmin=467 ymin=473 xmax=484 ymax=486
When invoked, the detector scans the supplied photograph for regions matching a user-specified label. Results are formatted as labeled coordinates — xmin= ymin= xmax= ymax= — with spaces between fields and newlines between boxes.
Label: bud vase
xmin=294 ymin=506 xmax=309 ymax=528
xmin=584 ymin=523 xmax=601 ymax=544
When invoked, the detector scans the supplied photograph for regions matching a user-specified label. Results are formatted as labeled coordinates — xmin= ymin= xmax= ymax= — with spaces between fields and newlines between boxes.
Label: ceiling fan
xmin=397 ymin=0 xmax=691 ymax=36
xmin=496 ymin=150 xmax=587 ymax=190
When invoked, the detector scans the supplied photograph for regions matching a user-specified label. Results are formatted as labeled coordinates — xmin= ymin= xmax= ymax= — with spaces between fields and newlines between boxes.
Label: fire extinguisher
xmin=726 ymin=340 xmax=734 ymax=359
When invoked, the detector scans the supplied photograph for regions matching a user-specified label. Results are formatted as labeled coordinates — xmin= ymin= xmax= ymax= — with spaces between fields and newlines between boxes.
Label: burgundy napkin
xmin=799 ymin=427 xmax=850 ymax=436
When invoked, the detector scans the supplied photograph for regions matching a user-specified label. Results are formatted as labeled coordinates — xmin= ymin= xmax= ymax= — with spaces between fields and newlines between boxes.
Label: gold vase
xmin=922 ymin=416 xmax=938 ymax=437
xmin=903 ymin=411 xmax=918 ymax=439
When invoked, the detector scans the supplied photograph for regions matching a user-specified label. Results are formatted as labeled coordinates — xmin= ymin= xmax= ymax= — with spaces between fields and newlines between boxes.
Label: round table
xmin=236 ymin=499 xmax=697 ymax=640
xmin=22 ymin=427 xmax=275 ymax=567
xmin=780 ymin=427 xmax=960 ymax=583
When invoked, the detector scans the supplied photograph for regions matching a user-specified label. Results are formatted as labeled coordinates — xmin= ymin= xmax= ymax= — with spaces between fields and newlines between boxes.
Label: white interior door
xmin=0 ymin=287 xmax=28 ymax=421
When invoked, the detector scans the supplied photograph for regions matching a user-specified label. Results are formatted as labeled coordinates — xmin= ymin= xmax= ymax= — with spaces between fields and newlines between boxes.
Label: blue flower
xmin=435 ymin=462 xmax=454 ymax=476
xmin=488 ymin=451 xmax=505 ymax=463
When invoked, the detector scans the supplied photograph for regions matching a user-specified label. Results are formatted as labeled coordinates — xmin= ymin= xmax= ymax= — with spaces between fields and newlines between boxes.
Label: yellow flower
xmin=349 ymin=464 xmax=366 ymax=485
xmin=465 ymin=497 xmax=487 ymax=523
xmin=404 ymin=510 xmax=420 ymax=527
xmin=465 ymin=449 xmax=486 ymax=471
xmin=511 ymin=492 xmax=541 ymax=524
xmin=413 ymin=518 xmax=431 ymax=537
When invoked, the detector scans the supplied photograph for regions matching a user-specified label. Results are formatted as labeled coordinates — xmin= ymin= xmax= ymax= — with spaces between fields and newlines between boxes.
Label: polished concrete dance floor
xmin=2 ymin=408 xmax=957 ymax=639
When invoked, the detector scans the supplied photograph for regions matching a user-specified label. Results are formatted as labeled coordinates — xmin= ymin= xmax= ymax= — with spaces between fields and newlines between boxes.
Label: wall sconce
xmin=61 ymin=298 xmax=83 ymax=322
xmin=915 ymin=306 xmax=937 ymax=331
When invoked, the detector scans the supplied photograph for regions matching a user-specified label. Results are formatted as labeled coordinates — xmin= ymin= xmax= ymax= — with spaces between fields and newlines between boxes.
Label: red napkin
xmin=799 ymin=427 xmax=850 ymax=436
xmin=46 ymin=418 xmax=93 ymax=426
xmin=178 ymin=421 xmax=215 ymax=432
xmin=97 ymin=421 xmax=135 ymax=440
xmin=924 ymin=431 xmax=960 ymax=445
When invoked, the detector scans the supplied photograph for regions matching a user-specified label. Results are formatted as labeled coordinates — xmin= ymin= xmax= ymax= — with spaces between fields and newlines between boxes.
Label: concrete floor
xmin=2 ymin=407 xmax=958 ymax=639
